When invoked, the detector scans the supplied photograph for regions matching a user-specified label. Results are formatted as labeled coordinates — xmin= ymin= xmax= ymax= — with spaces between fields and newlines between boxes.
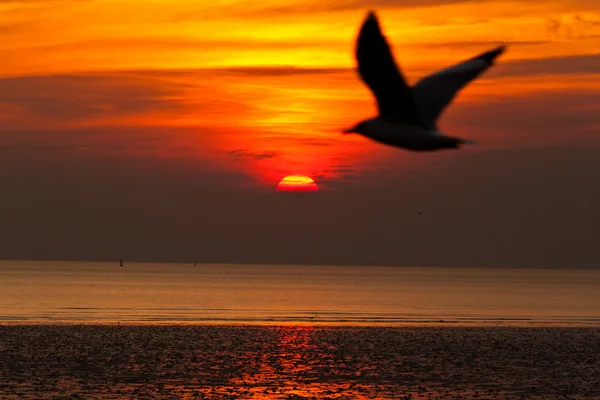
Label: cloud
xmin=314 ymin=164 xmax=359 ymax=187
xmin=545 ymin=13 xmax=600 ymax=39
xmin=438 ymin=84 xmax=600 ymax=148
xmin=1 ymin=50 xmax=598 ymax=129
xmin=8 ymin=37 xmax=345 ymax=56
xmin=292 ymin=138 xmax=338 ymax=147
xmin=421 ymin=40 xmax=552 ymax=49
xmin=202 ymin=52 xmax=600 ymax=80
xmin=0 ymin=71 xmax=260 ymax=130
xmin=0 ymin=74 xmax=186 ymax=123
xmin=204 ymin=52 xmax=600 ymax=85
xmin=184 ymin=0 xmax=490 ymax=20
xmin=228 ymin=149 xmax=280 ymax=161
xmin=234 ymin=0 xmax=600 ymax=18
xmin=490 ymin=53 xmax=600 ymax=78
xmin=1 ymin=54 xmax=598 ymax=163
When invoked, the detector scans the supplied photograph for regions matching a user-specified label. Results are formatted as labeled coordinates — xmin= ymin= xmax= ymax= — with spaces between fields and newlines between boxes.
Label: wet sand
xmin=0 ymin=325 xmax=598 ymax=399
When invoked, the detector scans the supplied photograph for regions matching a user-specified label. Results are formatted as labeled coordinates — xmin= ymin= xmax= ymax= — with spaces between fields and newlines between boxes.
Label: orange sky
xmin=2 ymin=0 xmax=600 ymax=189
xmin=2 ymin=0 xmax=600 ymax=75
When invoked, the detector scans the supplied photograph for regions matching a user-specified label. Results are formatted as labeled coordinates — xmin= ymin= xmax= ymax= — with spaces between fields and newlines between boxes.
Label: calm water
xmin=1 ymin=260 xmax=599 ymax=325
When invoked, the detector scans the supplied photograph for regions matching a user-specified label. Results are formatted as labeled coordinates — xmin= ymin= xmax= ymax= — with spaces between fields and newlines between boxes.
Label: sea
xmin=0 ymin=260 xmax=599 ymax=326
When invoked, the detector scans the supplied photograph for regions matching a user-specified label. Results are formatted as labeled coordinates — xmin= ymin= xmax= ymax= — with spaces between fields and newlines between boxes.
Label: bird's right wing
xmin=355 ymin=11 xmax=425 ymax=127
xmin=413 ymin=45 xmax=506 ymax=129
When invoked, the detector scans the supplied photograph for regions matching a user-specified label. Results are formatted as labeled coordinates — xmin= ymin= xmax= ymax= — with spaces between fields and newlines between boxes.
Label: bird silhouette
xmin=343 ymin=11 xmax=506 ymax=151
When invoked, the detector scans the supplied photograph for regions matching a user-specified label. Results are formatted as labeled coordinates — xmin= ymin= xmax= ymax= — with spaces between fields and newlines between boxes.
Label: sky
xmin=1 ymin=0 xmax=600 ymax=268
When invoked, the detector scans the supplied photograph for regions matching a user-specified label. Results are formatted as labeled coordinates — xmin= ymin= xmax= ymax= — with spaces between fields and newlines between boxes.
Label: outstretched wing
xmin=355 ymin=11 xmax=424 ymax=127
xmin=413 ymin=45 xmax=506 ymax=129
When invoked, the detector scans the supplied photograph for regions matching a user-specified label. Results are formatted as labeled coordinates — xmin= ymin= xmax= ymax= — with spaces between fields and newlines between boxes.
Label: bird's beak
xmin=342 ymin=126 xmax=356 ymax=134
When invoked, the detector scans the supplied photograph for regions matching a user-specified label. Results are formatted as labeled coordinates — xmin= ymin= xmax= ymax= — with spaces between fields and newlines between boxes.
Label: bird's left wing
xmin=355 ymin=11 xmax=424 ymax=127
xmin=413 ymin=45 xmax=506 ymax=129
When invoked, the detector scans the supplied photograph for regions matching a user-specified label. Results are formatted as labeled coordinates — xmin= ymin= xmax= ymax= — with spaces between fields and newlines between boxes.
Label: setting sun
xmin=276 ymin=175 xmax=319 ymax=192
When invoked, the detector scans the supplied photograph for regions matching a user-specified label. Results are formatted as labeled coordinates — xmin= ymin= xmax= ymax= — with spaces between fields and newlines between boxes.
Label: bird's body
xmin=345 ymin=11 xmax=506 ymax=152
xmin=347 ymin=117 xmax=470 ymax=151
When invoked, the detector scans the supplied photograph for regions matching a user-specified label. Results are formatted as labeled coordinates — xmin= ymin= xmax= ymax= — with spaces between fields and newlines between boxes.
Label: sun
xmin=276 ymin=175 xmax=319 ymax=192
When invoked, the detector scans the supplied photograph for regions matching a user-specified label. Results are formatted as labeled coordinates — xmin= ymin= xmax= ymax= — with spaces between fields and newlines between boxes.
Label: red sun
xmin=276 ymin=175 xmax=319 ymax=192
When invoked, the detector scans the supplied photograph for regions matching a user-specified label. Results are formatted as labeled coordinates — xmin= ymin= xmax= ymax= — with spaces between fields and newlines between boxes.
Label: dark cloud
xmin=0 ymin=22 xmax=21 ymax=34
xmin=546 ymin=13 xmax=600 ymax=40
xmin=280 ymin=0 xmax=486 ymax=12
xmin=314 ymin=164 xmax=359 ymax=188
xmin=420 ymin=40 xmax=551 ymax=49
xmin=8 ymin=37 xmax=345 ymax=56
xmin=294 ymin=138 xmax=338 ymax=147
xmin=0 ymin=72 xmax=259 ymax=129
xmin=574 ymin=13 xmax=600 ymax=26
xmin=442 ymin=86 xmax=600 ymax=141
xmin=405 ymin=53 xmax=600 ymax=84
xmin=328 ymin=166 xmax=355 ymax=173
xmin=0 ymin=125 xmax=235 ymax=166
xmin=0 ymin=74 xmax=187 ymax=123
xmin=229 ymin=149 xmax=280 ymax=161
xmin=184 ymin=0 xmax=490 ymax=20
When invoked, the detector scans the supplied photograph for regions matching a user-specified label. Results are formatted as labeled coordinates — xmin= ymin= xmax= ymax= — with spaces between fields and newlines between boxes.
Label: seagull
xmin=343 ymin=11 xmax=506 ymax=151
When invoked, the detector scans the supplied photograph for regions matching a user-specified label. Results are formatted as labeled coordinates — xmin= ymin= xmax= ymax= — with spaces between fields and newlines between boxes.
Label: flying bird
xmin=344 ymin=11 xmax=506 ymax=151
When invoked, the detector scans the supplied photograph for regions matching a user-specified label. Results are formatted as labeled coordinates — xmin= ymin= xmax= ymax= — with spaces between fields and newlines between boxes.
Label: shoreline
xmin=1 ymin=320 xmax=600 ymax=327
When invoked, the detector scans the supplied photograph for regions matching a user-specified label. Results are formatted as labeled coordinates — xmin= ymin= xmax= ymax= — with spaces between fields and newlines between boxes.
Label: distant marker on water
xmin=120 ymin=258 xmax=124 ymax=267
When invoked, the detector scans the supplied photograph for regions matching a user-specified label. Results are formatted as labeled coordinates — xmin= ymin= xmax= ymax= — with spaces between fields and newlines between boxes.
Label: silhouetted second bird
xmin=343 ymin=11 xmax=506 ymax=151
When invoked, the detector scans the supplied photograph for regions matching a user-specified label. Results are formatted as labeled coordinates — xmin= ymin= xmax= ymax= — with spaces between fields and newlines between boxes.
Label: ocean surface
xmin=1 ymin=260 xmax=599 ymax=326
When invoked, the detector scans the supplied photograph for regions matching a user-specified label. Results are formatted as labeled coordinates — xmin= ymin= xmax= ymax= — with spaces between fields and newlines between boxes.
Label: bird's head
xmin=342 ymin=121 xmax=367 ymax=135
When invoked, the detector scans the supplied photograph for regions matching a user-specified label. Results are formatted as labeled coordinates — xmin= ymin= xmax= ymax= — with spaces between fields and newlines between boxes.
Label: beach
xmin=1 ymin=325 xmax=599 ymax=399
